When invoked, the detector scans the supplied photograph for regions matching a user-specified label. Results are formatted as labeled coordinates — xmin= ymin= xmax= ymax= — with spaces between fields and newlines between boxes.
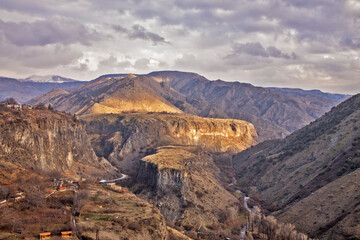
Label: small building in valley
xmin=39 ymin=232 xmax=51 ymax=239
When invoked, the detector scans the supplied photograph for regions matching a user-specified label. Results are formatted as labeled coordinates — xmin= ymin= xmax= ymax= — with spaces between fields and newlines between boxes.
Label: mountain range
xmin=25 ymin=71 xmax=350 ymax=140
xmin=0 ymin=75 xmax=85 ymax=103
xmin=0 ymin=70 xmax=358 ymax=239
xmin=1 ymin=73 xmax=259 ymax=239
xmin=19 ymin=75 xmax=79 ymax=83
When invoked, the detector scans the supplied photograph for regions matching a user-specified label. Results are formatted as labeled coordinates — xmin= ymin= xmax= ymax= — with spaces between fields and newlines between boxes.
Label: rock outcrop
xmin=136 ymin=145 xmax=241 ymax=231
xmin=83 ymin=113 xmax=257 ymax=173
xmin=0 ymin=106 xmax=113 ymax=175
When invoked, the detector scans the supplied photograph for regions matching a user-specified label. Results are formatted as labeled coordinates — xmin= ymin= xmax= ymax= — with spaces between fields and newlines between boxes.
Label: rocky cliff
xmin=82 ymin=113 xmax=257 ymax=173
xmin=136 ymin=145 xmax=242 ymax=235
xmin=0 ymin=106 xmax=113 ymax=176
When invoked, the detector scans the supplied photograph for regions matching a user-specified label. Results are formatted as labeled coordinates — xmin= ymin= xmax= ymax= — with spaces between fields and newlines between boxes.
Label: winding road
xmin=99 ymin=173 xmax=128 ymax=183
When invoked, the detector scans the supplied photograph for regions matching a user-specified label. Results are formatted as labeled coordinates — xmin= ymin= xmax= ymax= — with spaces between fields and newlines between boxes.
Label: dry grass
xmin=77 ymin=185 xmax=168 ymax=240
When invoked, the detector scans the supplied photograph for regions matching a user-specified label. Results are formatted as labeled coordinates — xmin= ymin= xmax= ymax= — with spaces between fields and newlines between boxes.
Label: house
xmin=61 ymin=231 xmax=72 ymax=238
xmin=39 ymin=232 xmax=51 ymax=239
xmin=6 ymin=104 xmax=22 ymax=110
xmin=22 ymin=105 xmax=32 ymax=110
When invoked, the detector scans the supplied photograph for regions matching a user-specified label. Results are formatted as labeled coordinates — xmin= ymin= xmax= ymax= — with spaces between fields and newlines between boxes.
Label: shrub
xmin=128 ymin=221 xmax=141 ymax=231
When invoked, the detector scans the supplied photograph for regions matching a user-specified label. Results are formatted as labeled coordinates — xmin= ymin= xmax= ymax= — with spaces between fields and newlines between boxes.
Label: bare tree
xmin=23 ymin=191 xmax=46 ymax=209
xmin=5 ymin=98 xmax=19 ymax=105
xmin=34 ymin=103 xmax=46 ymax=110
xmin=74 ymin=190 xmax=89 ymax=216
xmin=297 ymin=233 xmax=310 ymax=240
xmin=0 ymin=186 xmax=11 ymax=199
xmin=263 ymin=215 xmax=278 ymax=240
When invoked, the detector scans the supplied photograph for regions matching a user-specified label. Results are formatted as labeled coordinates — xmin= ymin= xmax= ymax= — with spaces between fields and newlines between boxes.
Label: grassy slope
xmin=232 ymin=94 xmax=360 ymax=239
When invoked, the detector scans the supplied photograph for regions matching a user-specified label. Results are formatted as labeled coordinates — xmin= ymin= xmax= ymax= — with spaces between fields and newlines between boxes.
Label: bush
xmin=128 ymin=221 xmax=141 ymax=231
xmin=59 ymin=194 xmax=74 ymax=205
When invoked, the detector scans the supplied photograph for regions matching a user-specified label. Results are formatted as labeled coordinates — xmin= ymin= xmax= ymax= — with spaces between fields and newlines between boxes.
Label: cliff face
xmin=136 ymin=145 xmax=241 ymax=230
xmin=137 ymin=160 xmax=188 ymax=222
xmin=0 ymin=106 xmax=111 ymax=174
xmin=83 ymin=113 xmax=257 ymax=173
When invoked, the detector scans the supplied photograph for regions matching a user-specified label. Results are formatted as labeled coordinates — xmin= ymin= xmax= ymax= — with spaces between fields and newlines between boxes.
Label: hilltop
xmin=27 ymin=74 xmax=184 ymax=115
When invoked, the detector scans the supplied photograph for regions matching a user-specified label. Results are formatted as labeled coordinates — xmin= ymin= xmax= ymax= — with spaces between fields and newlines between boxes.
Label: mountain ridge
xmin=26 ymin=71 xmax=350 ymax=140
xmin=0 ymin=76 xmax=86 ymax=103
xmin=19 ymin=75 xmax=80 ymax=83
xmin=232 ymin=93 xmax=360 ymax=239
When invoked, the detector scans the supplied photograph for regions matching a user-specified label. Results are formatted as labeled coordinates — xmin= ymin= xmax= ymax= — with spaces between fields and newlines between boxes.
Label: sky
xmin=0 ymin=0 xmax=359 ymax=94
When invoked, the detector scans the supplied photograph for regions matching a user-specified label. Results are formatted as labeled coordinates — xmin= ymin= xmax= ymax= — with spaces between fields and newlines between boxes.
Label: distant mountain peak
xmin=125 ymin=73 xmax=137 ymax=78
xmin=19 ymin=75 xmax=79 ymax=83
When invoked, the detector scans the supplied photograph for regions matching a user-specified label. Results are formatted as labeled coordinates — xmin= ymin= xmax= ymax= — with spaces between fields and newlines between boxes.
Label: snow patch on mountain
xmin=19 ymin=75 xmax=79 ymax=83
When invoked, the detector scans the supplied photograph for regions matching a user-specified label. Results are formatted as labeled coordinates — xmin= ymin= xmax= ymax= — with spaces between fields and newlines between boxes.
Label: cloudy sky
xmin=0 ymin=0 xmax=359 ymax=94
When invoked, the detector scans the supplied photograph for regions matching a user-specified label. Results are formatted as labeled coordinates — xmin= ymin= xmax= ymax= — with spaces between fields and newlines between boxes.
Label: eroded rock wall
xmin=0 ymin=106 xmax=109 ymax=173
xmin=83 ymin=113 xmax=257 ymax=173
xmin=136 ymin=146 xmax=241 ymax=228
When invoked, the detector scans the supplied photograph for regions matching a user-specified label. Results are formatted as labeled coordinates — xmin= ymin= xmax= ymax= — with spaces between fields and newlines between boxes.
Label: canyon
xmin=0 ymin=71 xmax=357 ymax=239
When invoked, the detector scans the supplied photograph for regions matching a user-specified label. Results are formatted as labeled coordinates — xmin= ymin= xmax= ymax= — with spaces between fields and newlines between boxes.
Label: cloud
xmin=0 ymin=18 xmax=99 ymax=46
xmin=266 ymin=46 xmax=291 ymax=59
xmin=112 ymin=24 xmax=167 ymax=45
xmin=0 ymin=0 xmax=359 ymax=93
xmin=0 ymin=38 xmax=83 ymax=71
xmin=228 ymin=42 xmax=294 ymax=59
xmin=133 ymin=58 xmax=150 ymax=69
xmin=232 ymin=42 xmax=269 ymax=57
xmin=98 ymin=55 xmax=132 ymax=70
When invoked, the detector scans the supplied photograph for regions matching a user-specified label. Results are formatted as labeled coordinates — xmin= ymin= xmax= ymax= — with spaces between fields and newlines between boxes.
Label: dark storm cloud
xmin=112 ymin=24 xmax=167 ymax=45
xmin=0 ymin=18 xmax=99 ymax=46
